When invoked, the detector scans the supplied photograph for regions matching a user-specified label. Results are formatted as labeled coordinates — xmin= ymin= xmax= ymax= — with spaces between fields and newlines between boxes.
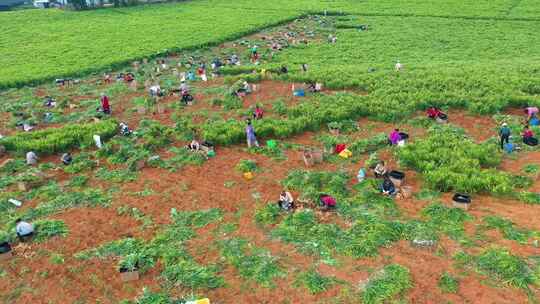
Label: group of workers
xmin=277 ymin=191 xmax=337 ymax=212
xmin=499 ymin=106 xmax=539 ymax=150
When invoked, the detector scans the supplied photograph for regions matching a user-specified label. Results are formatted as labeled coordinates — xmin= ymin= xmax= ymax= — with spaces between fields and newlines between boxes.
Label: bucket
xmin=452 ymin=193 xmax=471 ymax=210
xmin=243 ymin=172 xmax=254 ymax=180
xmin=120 ymin=270 xmax=139 ymax=282
xmin=266 ymin=140 xmax=277 ymax=149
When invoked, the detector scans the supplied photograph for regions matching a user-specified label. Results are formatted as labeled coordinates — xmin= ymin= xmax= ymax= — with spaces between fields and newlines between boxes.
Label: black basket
xmin=0 ymin=242 xmax=11 ymax=254
xmin=399 ymin=132 xmax=409 ymax=140
xmin=389 ymin=170 xmax=405 ymax=180
xmin=453 ymin=193 xmax=471 ymax=204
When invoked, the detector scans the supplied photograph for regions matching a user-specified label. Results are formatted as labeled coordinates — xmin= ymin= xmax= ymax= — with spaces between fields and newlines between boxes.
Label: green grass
xmin=361 ymin=264 xmax=413 ymax=304
xmin=438 ymin=272 xmax=459 ymax=293
xmin=483 ymin=216 xmax=538 ymax=245
xmin=454 ymin=248 xmax=537 ymax=291
xmin=33 ymin=219 xmax=68 ymax=242
xmin=295 ymin=268 xmax=336 ymax=294
xmin=219 ymin=237 xmax=284 ymax=288
xmin=398 ymin=125 xmax=520 ymax=194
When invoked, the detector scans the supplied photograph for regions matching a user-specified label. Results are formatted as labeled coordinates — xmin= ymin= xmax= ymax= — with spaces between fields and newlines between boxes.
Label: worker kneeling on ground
xmin=319 ymin=194 xmax=336 ymax=211
xmin=381 ymin=177 xmax=397 ymax=196
xmin=278 ymin=191 xmax=295 ymax=211
xmin=15 ymin=219 xmax=34 ymax=242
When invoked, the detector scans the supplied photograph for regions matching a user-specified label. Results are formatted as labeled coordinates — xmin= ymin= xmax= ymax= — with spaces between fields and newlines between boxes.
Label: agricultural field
xmin=2 ymin=0 xmax=540 ymax=88
xmin=1 ymin=1 xmax=540 ymax=304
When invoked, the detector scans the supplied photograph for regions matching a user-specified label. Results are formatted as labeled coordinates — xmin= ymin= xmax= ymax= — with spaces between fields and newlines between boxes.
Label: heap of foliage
xmin=398 ymin=125 xmax=523 ymax=194
xmin=0 ymin=120 xmax=117 ymax=154
xmin=218 ymin=237 xmax=284 ymax=288
xmin=295 ymin=268 xmax=337 ymax=294
xmin=361 ymin=264 xmax=413 ymax=304
xmin=454 ymin=247 xmax=538 ymax=291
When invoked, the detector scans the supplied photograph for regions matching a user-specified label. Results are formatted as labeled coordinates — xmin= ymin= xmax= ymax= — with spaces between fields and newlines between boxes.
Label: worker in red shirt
xmin=319 ymin=194 xmax=336 ymax=211
xmin=100 ymin=93 xmax=111 ymax=114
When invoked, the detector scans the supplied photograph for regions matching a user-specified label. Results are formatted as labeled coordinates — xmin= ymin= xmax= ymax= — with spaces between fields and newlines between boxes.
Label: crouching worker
xmin=278 ymin=191 xmax=295 ymax=211
xmin=373 ymin=161 xmax=387 ymax=178
xmin=98 ymin=93 xmax=111 ymax=115
xmin=186 ymin=139 xmax=201 ymax=151
xmin=427 ymin=106 xmax=447 ymax=122
xmin=319 ymin=194 xmax=336 ymax=211
xmin=381 ymin=177 xmax=397 ymax=196
xmin=119 ymin=122 xmax=132 ymax=136
xmin=15 ymin=219 xmax=34 ymax=242
xmin=61 ymin=152 xmax=72 ymax=165
xmin=181 ymin=92 xmax=194 ymax=105
xmin=253 ymin=106 xmax=264 ymax=120
xmin=523 ymin=126 xmax=538 ymax=146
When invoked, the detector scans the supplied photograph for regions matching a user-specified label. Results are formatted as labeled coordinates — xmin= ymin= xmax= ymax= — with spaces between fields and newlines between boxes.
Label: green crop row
xmin=0 ymin=119 xmax=117 ymax=154
xmin=397 ymin=125 xmax=527 ymax=194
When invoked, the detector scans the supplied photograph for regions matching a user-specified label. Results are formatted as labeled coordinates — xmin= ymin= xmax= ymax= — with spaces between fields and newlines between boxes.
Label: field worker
xmin=26 ymin=151 xmax=38 ymax=166
xmin=100 ymin=93 xmax=111 ymax=114
xmin=499 ymin=123 xmax=511 ymax=150
xmin=357 ymin=168 xmax=366 ymax=183
xmin=381 ymin=177 xmax=397 ymax=196
xmin=187 ymin=70 xmax=196 ymax=81
xmin=119 ymin=122 xmax=132 ymax=136
xmin=186 ymin=139 xmax=201 ymax=151
xmin=522 ymin=125 xmax=538 ymax=146
xmin=374 ymin=160 xmax=387 ymax=178
xmin=245 ymin=119 xmax=259 ymax=148
xmin=395 ymin=60 xmax=403 ymax=72
xmin=15 ymin=219 xmax=34 ymax=242
xmin=197 ymin=65 xmax=207 ymax=81
xmin=253 ymin=105 xmax=264 ymax=120
xmin=524 ymin=106 xmax=539 ymax=122
xmin=61 ymin=152 xmax=72 ymax=165
xmin=230 ymin=54 xmax=240 ymax=66
xmin=388 ymin=129 xmax=402 ymax=145
xmin=180 ymin=81 xmax=189 ymax=95
xmin=319 ymin=194 xmax=336 ymax=211
xmin=278 ymin=190 xmax=294 ymax=211
xmin=149 ymin=84 xmax=161 ymax=98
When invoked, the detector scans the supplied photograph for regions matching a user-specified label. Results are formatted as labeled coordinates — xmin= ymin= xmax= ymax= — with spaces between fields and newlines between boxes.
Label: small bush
xmin=33 ymin=220 xmax=68 ymax=242
xmin=295 ymin=269 xmax=336 ymax=294
xmin=235 ymin=159 xmax=258 ymax=173
xmin=438 ymin=272 xmax=459 ymax=293
xmin=361 ymin=264 xmax=412 ymax=304
xmin=254 ymin=203 xmax=281 ymax=226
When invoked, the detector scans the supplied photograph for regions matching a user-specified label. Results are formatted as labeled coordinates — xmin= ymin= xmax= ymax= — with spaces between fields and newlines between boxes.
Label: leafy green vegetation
xmin=219 ymin=237 xmax=284 ymax=288
xmin=361 ymin=264 xmax=413 ymax=304
xmin=438 ymin=272 xmax=459 ymax=293
xmin=235 ymin=159 xmax=259 ymax=173
xmin=76 ymin=208 xmax=224 ymax=289
xmin=398 ymin=125 xmax=522 ymax=194
xmin=483 ymin=216 xmax=539 ymax=245
xmin=454 ymin=248 xmax=537 ymax=291
xmin=33 ymin=219 xmax=68 ymax=242
xmin=295 ymin=268 xmax=336 ymax=294
xmin=0 ymin=120 xmax=117 ymax=154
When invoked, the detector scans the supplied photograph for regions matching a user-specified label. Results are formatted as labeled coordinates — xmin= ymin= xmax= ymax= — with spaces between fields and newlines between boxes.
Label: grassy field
xmin=2 ymin=0 xmax=540 ymax=88
xmin=1 ymin=1 xmax=540 ymax=303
